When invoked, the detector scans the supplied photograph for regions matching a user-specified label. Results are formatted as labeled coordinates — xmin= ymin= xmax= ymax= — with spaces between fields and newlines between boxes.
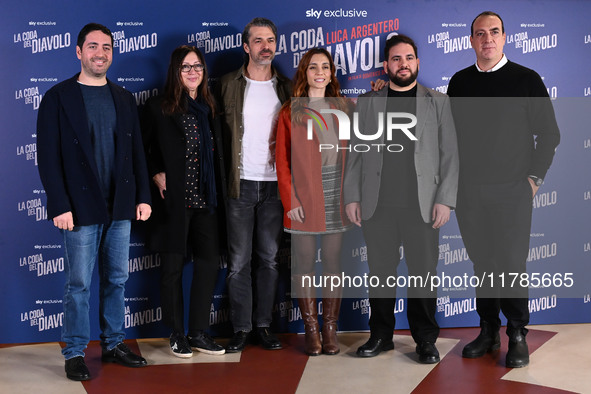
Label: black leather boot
xmin=462 ymin=323 xmax=501 ymax=358
xmin=506 ymin=330 xmax=529 ymax=368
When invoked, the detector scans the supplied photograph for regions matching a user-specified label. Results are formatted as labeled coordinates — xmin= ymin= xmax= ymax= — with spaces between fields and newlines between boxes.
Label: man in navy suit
xmin=37 ymin=23 xmax=151 ymax=381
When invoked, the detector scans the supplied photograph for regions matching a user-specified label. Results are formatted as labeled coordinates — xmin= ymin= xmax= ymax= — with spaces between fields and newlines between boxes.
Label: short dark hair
xmin=471 ymin=11 xmax=505 ymax=36
xmin=242 ymin=17 xmax=277 ymax=46
xmin=77 ymin=23 xmax=113 ymax=48
xmin=383 ymin=34 xmax=418 ymax=61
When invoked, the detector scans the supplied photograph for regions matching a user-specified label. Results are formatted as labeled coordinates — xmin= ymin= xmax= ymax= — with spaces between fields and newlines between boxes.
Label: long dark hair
xmin=281 ymin=47 xmax=349 ymax=123
xmin=161 ymin=45 xmax=216 ymax=116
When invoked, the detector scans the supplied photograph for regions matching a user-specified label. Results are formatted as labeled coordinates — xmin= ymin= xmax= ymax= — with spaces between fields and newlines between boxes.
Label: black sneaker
xmin=170 ymin=332 xmax=193 ymax=358
xmin=188 ymin=331 xmax=226 ymax=355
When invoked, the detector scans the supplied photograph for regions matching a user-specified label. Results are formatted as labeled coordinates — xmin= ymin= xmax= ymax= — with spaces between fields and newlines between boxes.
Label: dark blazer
xmin=343 ymin=84 xmax=459 ymax=223
xmin=37 ymin=74 xmax=151 ymax=226
xmin=141 ymin=95 xmax=227 ymax=254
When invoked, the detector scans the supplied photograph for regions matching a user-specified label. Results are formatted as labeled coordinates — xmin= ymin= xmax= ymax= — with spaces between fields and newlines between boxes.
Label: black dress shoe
xmin=416 ymin=342 xmax=440 ymax=364
xmin=65 ymin=356 xmax=90 ymax=381
xmin=356 ymin=337 xmax=394 ymax=358
xmin=506 ymin=332 xmax=529 ymax=368
xmin=101 ymin=342 xmax=147 ymax=367
xmin=462 ymin=325 xmax=501 ymax=358
xmin=226 ymin=331 xmax=250 ymax=353
xmin=255 ymin=327 xmax=282 ymax=350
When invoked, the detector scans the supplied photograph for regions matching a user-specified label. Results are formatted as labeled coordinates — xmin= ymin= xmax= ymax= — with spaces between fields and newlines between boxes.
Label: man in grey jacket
xmin=344 ymin=34 xmax=458 ymax=363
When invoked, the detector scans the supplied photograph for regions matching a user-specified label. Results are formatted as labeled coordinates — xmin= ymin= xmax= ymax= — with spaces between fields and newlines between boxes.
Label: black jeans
xmin=226 ymin=180 xmax=283 ymax=332
xmin=160 ymin=208 xmax=220 ymax=335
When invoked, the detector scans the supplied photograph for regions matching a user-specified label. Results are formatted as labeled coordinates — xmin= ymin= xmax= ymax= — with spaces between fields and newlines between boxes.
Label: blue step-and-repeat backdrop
xmin=2 ymin=0 xmax=590 ymax=343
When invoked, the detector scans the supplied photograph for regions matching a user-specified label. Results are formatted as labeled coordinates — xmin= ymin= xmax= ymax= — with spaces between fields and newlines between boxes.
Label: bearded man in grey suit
xmin=344 ymin=34 xmax=459 ymax=363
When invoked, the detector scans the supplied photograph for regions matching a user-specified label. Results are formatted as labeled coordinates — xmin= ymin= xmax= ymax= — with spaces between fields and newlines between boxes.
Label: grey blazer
xmin=343 ymin=84 xmax=459 ymax=223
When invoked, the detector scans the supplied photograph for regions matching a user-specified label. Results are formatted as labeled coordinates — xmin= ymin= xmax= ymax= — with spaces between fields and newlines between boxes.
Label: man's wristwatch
xmin=528 ymin=175 xmax=543 ymax=187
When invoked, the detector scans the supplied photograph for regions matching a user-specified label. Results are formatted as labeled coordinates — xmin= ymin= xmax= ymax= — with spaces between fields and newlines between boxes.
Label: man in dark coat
xmin=37 ymin=23 xmax=151 ymax=381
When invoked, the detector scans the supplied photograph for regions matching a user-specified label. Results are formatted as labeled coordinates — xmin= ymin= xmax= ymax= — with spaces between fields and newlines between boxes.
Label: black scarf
xmin=186 ymin=93 xmax=217 ymax=208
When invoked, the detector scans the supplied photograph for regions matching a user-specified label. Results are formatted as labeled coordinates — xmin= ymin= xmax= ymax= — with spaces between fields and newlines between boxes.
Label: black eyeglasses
xmin=180 ymin=64 xmax=205 ymax=73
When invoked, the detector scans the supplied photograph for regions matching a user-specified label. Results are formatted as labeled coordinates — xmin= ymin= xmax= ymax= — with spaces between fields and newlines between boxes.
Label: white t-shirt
xmin=241 ymin=76 xmax=281 ymax=181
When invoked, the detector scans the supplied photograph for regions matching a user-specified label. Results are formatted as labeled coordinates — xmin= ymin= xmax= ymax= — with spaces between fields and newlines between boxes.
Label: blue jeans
xmin=61 ymin=220 xmax=131 ymax=359
xmin=226 ymin=180 xmax=283 ymax=332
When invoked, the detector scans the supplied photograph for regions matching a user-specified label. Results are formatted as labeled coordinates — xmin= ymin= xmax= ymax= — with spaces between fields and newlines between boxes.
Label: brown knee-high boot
xmin=321 ymin=278 xmax=342 ymax=355
xmin=294 ymin=274 xmax=321 ymax=356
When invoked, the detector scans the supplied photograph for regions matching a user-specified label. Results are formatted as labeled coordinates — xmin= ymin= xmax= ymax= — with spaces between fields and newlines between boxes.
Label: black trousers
xmin=160 ymin=208 xmax=220 ymax=335
xmin=362 ymin=205 xmax=440 ymax=344
xmin=456 ymin=179 xmax=532 ymax=335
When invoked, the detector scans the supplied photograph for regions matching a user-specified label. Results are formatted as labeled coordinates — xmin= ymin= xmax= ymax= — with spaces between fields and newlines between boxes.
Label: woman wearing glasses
xmin=142 ymin=46 xmax=226 ymax=358
xmin=276 ymin=48 xmax=352 ymax=356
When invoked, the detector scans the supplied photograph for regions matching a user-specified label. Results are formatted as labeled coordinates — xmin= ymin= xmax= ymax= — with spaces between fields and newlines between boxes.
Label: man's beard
xmin=388 ymin=67 xmax=418 ymax=87
xmin=252 ymin=49 xmax=275 ymax=65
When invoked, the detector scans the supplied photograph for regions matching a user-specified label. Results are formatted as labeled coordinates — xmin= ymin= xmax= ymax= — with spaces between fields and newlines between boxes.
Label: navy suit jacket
xmin=37 ymin=74 xmax=151 ymax=226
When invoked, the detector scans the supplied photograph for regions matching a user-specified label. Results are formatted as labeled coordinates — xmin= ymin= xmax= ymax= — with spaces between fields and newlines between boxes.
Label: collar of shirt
xmin=475 ymin=54 xmax=508 ymax=72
